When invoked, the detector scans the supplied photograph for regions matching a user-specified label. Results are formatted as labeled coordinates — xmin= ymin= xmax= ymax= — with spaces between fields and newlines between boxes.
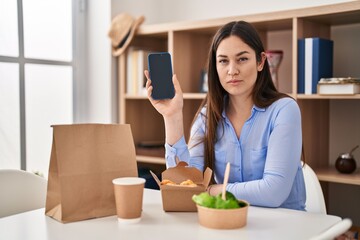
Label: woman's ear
xmin=257 ymin=52 xmax=267 ymax=71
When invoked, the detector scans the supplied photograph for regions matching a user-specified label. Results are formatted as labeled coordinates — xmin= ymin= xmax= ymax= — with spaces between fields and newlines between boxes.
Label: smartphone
xmin=148 ymin=52 xmax=175 ymax=100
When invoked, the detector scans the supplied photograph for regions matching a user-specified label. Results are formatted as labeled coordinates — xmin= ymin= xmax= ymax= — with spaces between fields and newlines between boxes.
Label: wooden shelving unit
xmin=297 ymin=94 xmax=360 ymax=100
xmin=316 ymin=168 xmax=360 ymax=186
xmin=136 ymin=156 xmax=166 ymax=165
xmin=117 ymin=1 xmax=360 ymax=188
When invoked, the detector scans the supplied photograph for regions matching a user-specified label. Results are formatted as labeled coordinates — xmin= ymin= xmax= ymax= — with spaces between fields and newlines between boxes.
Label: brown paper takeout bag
xmin=45 ymin=124 xmax=138 ymax=223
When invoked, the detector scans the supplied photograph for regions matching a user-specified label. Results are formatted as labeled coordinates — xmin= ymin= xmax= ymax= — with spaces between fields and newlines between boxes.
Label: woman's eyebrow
xmin=236 ymin=51 xmax=250 ymax=56
xmin=217 ymin=51 xmax=250 ymax=58
xmin=217 ymin=54 xmax=228 ymax=58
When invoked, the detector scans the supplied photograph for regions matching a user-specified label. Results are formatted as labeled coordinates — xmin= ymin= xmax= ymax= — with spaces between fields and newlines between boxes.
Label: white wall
xmin=83 ymin=0 xmax=114 ymax=123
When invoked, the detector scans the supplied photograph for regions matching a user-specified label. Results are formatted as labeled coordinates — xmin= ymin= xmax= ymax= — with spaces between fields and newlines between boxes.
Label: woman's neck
xmin=225 ymin=94 xmax=254 ymax=139
xmin=227 ymin=94 xmax=253 ymax=116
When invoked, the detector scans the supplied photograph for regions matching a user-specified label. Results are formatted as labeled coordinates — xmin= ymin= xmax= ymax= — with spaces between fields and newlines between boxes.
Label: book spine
xmin=304 ymin=38 xmax=313 ymax=94
xmin=137 ymin=50 xmax=149 ymax=96
xmin=137 ymin=50 xmax=144 ymax=95
xmin=297 ymin=39 xmax=305 ymax=94
xmin=312 ymin=38 xmax=320 ymax=94
xmin=313 ymin=38 xmax=333 ymax=94
xmin=126 ymin=47 xmax=133 ymax=95
xmin=131 ymin=50 xmax=139 ymax=95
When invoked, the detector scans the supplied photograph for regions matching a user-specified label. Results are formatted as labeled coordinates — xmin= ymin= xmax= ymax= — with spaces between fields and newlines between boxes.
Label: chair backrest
xmin=309 ymin=218 xmax=353 ymax=240
xmin=0 ymin=169 xmax=47 ymax=218
xmin=302 ymin=163 xmax=327 ymax=214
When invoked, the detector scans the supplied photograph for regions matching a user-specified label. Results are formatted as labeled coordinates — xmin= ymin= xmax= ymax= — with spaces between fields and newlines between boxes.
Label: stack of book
xmin=126 ymin=48 xmax=151 ymax=96
xmin=317 ymin=77 xmax=360 ymax=95
xmin=297 ymin=38 xmax=333 ymax=94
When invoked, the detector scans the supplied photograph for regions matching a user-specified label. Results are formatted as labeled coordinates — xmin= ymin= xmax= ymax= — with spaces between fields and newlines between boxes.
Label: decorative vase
xmin=265 ymin=50 xmax=283 ymax=89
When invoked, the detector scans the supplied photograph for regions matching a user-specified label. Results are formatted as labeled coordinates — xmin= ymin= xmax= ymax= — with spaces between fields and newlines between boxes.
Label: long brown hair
xmin=191 ymin=21 xmax=288 ymax=182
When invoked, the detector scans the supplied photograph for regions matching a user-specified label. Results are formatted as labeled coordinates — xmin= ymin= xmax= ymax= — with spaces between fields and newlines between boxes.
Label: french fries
xmin=161 ymin=179 xmax=197 ymax=187
xmin=160 ymin=179 xmax=177 ymax=186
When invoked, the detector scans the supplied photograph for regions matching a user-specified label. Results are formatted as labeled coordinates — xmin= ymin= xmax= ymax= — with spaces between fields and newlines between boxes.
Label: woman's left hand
xmin=207 ymin=184 xmax=223 ymax=196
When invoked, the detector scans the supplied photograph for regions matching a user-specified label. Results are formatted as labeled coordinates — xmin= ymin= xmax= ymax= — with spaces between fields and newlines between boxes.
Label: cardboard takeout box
xmin=150 ymin=161 xmax=212 ymax=212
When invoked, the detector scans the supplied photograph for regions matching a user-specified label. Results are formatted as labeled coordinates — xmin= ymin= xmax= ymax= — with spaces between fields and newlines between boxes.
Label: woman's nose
xmin=228 ymin=63 xmax=239 ymax=76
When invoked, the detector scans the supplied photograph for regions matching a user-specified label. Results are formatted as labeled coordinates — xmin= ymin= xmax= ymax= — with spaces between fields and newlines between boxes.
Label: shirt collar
xmin=221 ymin=95 xmax=266 ymax=120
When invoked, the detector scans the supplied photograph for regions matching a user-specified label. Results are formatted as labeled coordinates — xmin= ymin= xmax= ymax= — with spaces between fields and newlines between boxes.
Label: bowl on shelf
xmin=335 ymin=145 xmax=358 ymax=174
xmin=335 ymin=153 xmax=357 ymax=174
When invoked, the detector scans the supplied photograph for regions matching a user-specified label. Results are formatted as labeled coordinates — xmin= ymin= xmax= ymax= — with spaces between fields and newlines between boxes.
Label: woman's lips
xmin=227 ymin=79 xmax=242 ymax=85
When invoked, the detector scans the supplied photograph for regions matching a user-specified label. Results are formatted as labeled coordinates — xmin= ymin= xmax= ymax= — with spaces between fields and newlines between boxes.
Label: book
xmin=199 ymin=69 xmax=208 ymax=93
xmin=137 ymin=50 xmax=150 ymax=96
xmin=131 ymin=49 xmax=139 ymax=95
xmin=318 ymin=83 xmax=360 ymax=95
xmin=126 ymin=47 xmax=134 ymax=95
xmin=317 ymin=77 xmax=360 ymax=95
xmin=298 ymin=38 xmax=333 ymax=94
xmin=297 ymin=39 xmax=305 ymax=93
xmin=126 ymin=48 xmax=150 ymax=95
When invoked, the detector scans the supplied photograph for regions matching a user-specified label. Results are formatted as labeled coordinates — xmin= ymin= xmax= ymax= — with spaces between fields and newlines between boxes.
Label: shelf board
xmin=125 ymin=94 xmax=147 ymax=99
xmin=137 ymin=155 xmax=165 ymax=165
xmin=125 ymin=93 xmax=206 ymax=100
xmin=183 ymin=93 xmax=206 ymax=99
xmin=125 ymin=93 xmax=360 ymax=100
xmin=315 ymin=167 xmax=360 ymax=185
xmin=297 ymin=94 xmax=360 ymax=100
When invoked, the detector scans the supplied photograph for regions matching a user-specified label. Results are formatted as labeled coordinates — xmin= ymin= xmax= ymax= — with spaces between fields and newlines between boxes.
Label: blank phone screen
xmin=148 ymin=52 xmax=175 ymax=100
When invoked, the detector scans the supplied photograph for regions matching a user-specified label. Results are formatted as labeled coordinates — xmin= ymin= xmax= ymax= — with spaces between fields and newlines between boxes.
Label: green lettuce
xmin=192 ymin=191 xmax=247 ymax=209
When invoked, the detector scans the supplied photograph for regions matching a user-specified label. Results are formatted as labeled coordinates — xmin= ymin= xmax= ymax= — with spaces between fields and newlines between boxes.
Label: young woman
xmin=144 ymin=21 xmax=306 ymax=210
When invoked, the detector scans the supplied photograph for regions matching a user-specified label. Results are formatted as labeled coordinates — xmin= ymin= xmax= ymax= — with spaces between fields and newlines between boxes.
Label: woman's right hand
xmin=144 ymin=70 xmax=184 ymax=118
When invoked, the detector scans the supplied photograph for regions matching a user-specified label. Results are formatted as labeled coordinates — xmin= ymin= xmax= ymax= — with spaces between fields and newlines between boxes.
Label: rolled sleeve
xmin=165 ymin=136 xmax=190 ymax=168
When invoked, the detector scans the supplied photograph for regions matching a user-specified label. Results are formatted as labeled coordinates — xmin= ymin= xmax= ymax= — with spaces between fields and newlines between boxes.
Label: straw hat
xmin=108 ymin=13 xmax=145 ymax=56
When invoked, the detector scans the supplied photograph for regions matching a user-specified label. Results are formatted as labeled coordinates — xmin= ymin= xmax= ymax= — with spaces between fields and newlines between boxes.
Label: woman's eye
xmin=219 ymin=59 xmax=228 ymax=64
xmin=238 ymin=57 xmax=248 ymax=62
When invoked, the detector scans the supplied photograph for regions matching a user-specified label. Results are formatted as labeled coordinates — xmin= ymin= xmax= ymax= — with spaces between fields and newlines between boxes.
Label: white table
xmin=0 ymin=189 xmax=341 ymax=240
